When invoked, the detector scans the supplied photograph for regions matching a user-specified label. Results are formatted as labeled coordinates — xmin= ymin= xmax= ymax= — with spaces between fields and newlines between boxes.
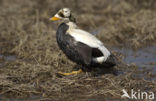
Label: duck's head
xmin=50 ymin=8 xmax=76 ymax=22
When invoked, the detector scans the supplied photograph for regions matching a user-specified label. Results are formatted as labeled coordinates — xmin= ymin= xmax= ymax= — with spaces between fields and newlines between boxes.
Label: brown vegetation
xmin=0 ymin=0 xmax=156 ymax=101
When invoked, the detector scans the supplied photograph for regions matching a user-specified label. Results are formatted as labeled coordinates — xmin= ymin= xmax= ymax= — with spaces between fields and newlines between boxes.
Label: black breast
xmin=56 ymin=23 xmax=75 ymax=52
xmin=56 ymin=23 xmax=69 ymax=45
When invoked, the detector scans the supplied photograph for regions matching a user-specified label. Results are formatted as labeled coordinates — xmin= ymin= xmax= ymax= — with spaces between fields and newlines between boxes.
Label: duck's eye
xmin=58 ymin=12 xmax=64 ymax=17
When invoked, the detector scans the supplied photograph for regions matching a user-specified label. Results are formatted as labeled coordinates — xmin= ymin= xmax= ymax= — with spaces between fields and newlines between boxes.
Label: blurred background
xmin=0 ymin=0 xmax=156 ymax=101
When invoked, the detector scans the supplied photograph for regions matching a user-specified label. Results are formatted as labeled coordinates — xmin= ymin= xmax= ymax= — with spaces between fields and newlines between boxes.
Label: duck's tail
xmin=101 ymin=54 xmax=117 ymax=67
xmin=90 ymin=53 xmax=118 ymax=68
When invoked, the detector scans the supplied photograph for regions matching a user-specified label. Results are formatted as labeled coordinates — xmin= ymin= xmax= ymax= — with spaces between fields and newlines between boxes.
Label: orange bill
xmin=50 ymin=17 xmax=61 ymax=21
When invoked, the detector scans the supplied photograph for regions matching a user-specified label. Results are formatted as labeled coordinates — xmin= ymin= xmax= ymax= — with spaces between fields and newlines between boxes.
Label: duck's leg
xmin=57 ymin=69 xmax=83 ymax=76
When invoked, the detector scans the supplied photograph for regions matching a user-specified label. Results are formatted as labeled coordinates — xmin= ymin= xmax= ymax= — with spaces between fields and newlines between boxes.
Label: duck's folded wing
xmin=68 ymin=29 xmax=111 ymax=62
xmin=74 ymin=42 xmax=92 ymax=65
xmin=73 ymin=42 xmax=110 ymax=64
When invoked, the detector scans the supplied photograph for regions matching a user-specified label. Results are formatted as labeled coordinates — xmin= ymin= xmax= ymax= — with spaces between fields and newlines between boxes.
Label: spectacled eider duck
xmin=50 ymin=8 xmax=116 ymax=76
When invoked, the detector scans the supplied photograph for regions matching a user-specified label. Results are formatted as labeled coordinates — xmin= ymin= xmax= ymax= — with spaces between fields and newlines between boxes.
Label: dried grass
xmin=0 ymin=0 xmax=156 ymax=101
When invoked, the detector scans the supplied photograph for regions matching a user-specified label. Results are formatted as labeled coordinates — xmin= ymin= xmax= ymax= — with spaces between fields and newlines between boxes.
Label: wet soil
xmin=0 ymin=0 xmax=156 ymax=101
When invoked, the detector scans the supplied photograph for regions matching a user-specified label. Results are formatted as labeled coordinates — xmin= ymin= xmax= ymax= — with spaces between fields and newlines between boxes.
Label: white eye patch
xmin=63 ymin=8 xmax=71 ymax=17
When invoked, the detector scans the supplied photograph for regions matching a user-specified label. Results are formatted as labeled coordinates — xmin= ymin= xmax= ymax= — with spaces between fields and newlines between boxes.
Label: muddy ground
xmin=0 ymin=0 xmax=156 ymax=101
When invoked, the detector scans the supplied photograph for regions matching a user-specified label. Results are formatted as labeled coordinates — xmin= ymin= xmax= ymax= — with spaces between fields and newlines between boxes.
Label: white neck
xmin=66 ymin=21 xmax=77 ymax=29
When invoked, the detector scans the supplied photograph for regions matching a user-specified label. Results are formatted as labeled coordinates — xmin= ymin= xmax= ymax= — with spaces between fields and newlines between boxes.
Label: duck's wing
xmin=74 ymin=42 xmax=92 ymax=65
xmin=73 ymin=42 xmax=107 ymax=65
xmin=67 ymin=29 xmax=111 ymax=62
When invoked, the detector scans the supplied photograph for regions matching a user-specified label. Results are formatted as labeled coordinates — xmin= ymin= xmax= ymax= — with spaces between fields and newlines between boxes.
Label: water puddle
xmin=112 ymin=46 xmax=156 ymax=81
xmin=0 ymin=54 xmax=16 ymax=67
